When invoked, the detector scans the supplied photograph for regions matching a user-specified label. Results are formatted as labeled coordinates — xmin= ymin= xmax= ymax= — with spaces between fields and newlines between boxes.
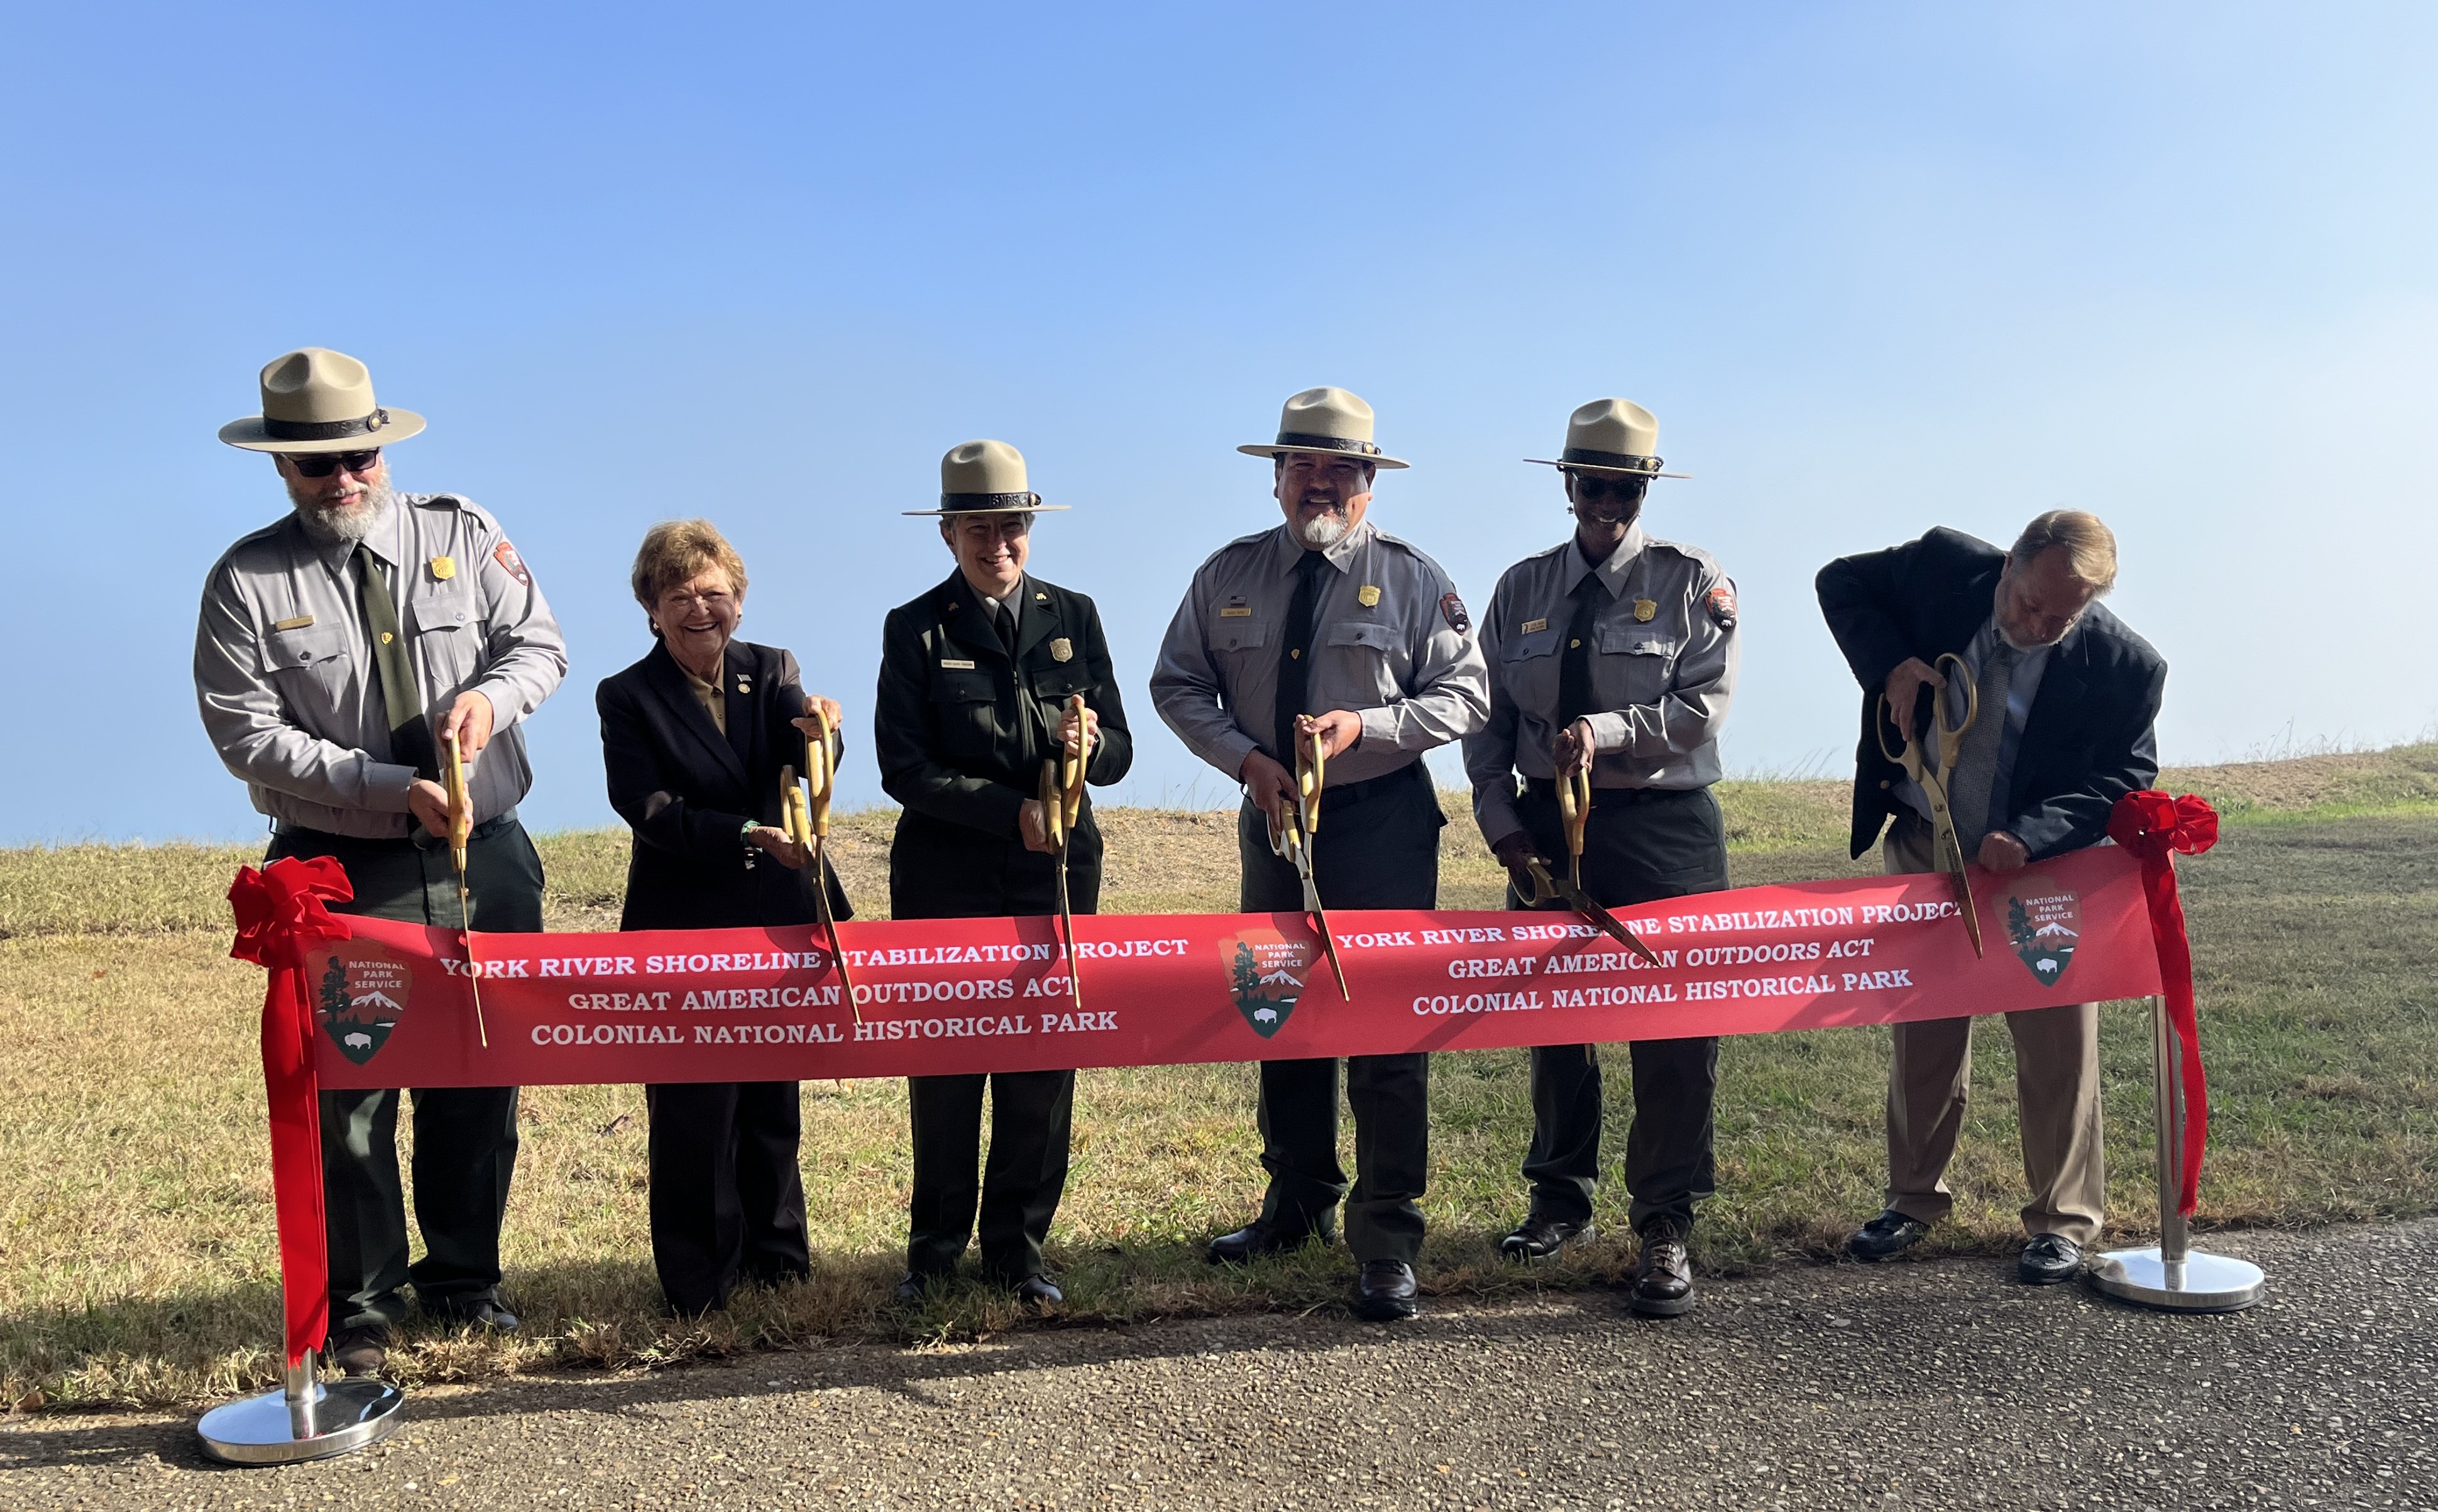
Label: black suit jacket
xmin=873 ymin=571 xmax=1133 ymax=919
xmin=596 ymin=638 xmax=852 ymax=931
xmin=1815 ymin=527 xmax=2165 ymax=862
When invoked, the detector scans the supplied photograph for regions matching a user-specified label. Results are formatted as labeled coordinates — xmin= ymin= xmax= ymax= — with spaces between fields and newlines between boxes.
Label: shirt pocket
xmin=1499 ymin=623 xmax=1564 ymax=710
xmin=266 ymin=623 xmax=354 ymax=714
xmin=928 ymin=669 xmax=1004 ymax=759
xmin=1596 ymin=624 xmax=1679 ymax=704
xmin=1323 ymin=620 xmax=1403 ymax=703
xmin=409 ymin=585 xmax=481 ymax=693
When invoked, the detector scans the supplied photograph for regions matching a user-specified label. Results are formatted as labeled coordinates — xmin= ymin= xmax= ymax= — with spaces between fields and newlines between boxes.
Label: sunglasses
xmin=1568 ymin=471 xmax=1646 ymax=503
xmin=283 ymin=449 xmax=382 ymax=478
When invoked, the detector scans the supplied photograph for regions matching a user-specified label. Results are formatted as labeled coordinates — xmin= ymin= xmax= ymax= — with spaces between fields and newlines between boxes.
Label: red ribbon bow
xmin=2106 ymin=790 xmax=2219 ymax=1219
xmin=226 ymin=857 xmax=355 ymax=1368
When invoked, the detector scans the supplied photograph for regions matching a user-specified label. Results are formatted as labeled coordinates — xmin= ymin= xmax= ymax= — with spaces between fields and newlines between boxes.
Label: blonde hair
xmin=2009 ymin=510 xmax=2118 ymax=595
xmin=630 ymin=519 xmax=748 ymax=614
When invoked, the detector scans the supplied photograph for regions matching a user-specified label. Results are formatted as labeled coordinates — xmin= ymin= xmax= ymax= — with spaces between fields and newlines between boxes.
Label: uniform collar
xmin=1266 ymin=517 xmax=1373 ymax=578
xmin=1562 ymin=520 xmax=1647 ymax=598
xmin=298 ymin=493 xmax=411 ymax=576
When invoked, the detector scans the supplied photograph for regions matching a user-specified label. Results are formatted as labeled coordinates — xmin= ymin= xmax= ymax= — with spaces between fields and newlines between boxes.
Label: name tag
xmin=1520 ymin=617 xmax=1547 ymax=635
xmin=1219 ymin=606 xmax=1253 ymax=618
xmin=272 ymin=614 xmax=316 ymax=632
xmin=941 ymin=659 xmax=976 ymax=671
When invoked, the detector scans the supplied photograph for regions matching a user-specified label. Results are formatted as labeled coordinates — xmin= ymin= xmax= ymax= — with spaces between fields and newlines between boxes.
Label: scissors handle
xmin=1931 ymin=651 xmax=1979 ymax=755
xmin=1299 ymin=726 xmax=1326 ymax=835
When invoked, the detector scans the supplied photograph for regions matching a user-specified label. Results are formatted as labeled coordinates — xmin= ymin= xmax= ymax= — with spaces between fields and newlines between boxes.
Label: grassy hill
xmin=1 ymin=745 xmax=2432 ymax=1408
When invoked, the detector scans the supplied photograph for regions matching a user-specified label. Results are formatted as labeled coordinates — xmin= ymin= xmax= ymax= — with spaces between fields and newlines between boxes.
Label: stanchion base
xmin=197 ymin=1378 xmax=404 ymax=1465
xmin=2087 ymin=1246 xmax=2265 ymax=1312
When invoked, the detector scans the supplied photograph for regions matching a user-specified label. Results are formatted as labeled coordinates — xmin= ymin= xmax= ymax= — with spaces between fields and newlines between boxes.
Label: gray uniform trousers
xmin=1235 ymin=762 xmax=1443 ymax=1264
xmin=1882 ymin=814 xmax=2105 ymax=1244
xmin=1508 ymin=784 xmax=1730 ymax=1234
xmin=266 ymin=817 xmax=542 ymax=1332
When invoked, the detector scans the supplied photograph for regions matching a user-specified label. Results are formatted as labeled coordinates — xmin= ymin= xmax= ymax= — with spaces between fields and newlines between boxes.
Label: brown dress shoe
xmin=1630 ymin=1220 xmax=1694 ymax=1318
xmin=329 ymin=1323 xmax=392 ymax=1378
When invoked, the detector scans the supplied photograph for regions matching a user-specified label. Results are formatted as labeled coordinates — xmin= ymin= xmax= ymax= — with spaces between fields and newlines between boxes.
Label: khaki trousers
xmin=1882 ymin=818 xmax=2106 ymax=1244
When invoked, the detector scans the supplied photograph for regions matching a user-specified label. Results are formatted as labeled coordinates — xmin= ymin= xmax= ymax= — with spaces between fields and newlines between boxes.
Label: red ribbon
xmin=2106 ymin=790 xmax=2220 ymax=1219
xmin=228 ymin=857 xmax=354 ymax=1367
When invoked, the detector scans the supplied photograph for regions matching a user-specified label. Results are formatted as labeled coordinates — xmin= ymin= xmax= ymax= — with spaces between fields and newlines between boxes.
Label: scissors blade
xmin=1278 ymin=828 xmax=1349 ymax=1000
xmin=1936 ymin=835 xmax=1985 ymax=958
xmin=1056 ymin=846 xmax=1084 ymax=1010
xmin=810 ymin=835 xmax=862 ymax=1023
xmin=1554 ymin=877 xmax=1663 ymax=967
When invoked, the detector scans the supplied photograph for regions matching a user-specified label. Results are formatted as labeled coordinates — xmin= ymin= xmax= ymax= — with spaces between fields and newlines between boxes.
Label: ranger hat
xmin=901 ymin=439 xmax=1071 ymax=517
xmin=218 ymin=347 xmax=427 ymax=454
xmin=1525 ymin=398 xmax=1690 ymax=479
xmin=1237 ymin=386 xmax=1408 ymax=469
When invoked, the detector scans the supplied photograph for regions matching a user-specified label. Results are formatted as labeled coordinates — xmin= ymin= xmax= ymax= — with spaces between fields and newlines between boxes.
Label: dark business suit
xmin=873 ymin=570 xmax=1131 ymax=1282
xmin=596 ymin=638 xmax=853 ymax=1313
xmin=1816 ymin=527 xmax=2165 ymax=1241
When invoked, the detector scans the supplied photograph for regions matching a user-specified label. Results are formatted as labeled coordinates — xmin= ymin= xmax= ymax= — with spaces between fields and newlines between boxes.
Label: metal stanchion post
xmin=197 ymin=1344 xmax=404 ymax=1465
xmin=2089 ymin=995 xmax=2266 ymax=1312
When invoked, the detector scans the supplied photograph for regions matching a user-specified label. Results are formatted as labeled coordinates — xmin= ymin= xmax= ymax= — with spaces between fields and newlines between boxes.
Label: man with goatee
xmin=194 ymin=348 xmax=566 ymax=1377
xmin=1151 ymin=386 xmax=1489 ymax=1322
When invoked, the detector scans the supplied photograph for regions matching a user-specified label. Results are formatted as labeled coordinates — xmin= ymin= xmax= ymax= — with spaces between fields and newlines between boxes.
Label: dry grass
xmin=1 ymin=745 xmax=2432 ymax=1409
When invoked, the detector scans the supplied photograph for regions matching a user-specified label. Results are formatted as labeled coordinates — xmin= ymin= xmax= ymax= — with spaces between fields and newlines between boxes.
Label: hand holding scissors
xmin=1875 ymin=651 xmax=1985 ymax=957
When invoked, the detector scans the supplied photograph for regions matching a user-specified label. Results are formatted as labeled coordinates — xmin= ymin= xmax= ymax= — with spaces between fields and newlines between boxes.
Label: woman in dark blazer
xmin=596 ymin=519 xmax=853 ymax=1315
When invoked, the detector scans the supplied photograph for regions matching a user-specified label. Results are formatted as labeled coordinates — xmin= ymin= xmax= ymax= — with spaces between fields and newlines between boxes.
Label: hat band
xmin=261 ymin=408 xmax=392 ymax=442
xmin=940 ymin=491 xmax=1039 ymax=511
xmin=1560 ymin=446 xmax=1661 ymax=472
xmin=1275 ymin=432 xmax=1380 ymax=457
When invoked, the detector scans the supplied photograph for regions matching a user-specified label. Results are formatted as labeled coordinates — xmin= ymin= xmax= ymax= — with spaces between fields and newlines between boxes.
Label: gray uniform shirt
xmin=1150 ymin=518 xmax=1490 ymax=787
xmin=194 ymin=492 xmax=569 ymax=838
xmin=1464 ymin=522 xmax=1738 ymax=850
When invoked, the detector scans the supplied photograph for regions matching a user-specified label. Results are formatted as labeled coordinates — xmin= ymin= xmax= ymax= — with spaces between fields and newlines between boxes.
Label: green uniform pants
xmin=266 ymin=817 xmax=543 ymax=1332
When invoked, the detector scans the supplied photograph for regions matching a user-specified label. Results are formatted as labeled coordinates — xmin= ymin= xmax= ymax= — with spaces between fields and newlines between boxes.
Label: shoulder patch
xmin=1439 ymin=591 xmax=1471 ymax=635
xmin=493 ymin=539 xmax=534 ymax=587
xmin=1703 ymin=584 xmax=1738 ymax=630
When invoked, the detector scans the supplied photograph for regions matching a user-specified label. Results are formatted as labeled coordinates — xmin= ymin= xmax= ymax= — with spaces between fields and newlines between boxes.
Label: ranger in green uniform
xmin=194 ymin=348 xmax=567 ymax=1375
xmin=1464 ymin=398 xmax=1737 ymax=1318
xmin=872 ymin=440 xmax=1133 ymax=1307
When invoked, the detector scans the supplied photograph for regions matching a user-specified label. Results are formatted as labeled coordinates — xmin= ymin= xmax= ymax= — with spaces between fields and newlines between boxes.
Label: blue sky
xmin=4 ymin=3 xmax=2432 ymax=844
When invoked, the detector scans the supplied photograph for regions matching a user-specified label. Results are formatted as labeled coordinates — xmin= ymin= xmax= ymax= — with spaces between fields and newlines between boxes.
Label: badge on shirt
xmin=493 ymin=540 xmax=533 ymax=587
xmin=1439 ymin=591 xmax=1471 ymax=635
xmin=1357 ymin=584 xmax=1382 ymax=608
xmin=1704 ymin=585 xmax=1738 ymax=630
xmin=942 ymin=658 xmax=977 ymax=671
xmin=1520 ymin=616 xmax=1548 ymax=635
xmin=429 ymin=555 xmax=456 ymax=581
xmin=1634 ymin=598 xmax=1657 ymax=623
xmin=1050 ymin=637 xmax=1073 ymax=663
xmin=736 ymin=676 xmax=752 ymax=694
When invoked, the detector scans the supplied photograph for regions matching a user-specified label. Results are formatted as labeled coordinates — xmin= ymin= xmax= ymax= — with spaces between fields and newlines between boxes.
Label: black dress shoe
xmin=1351 ymin=1259 xmax=1419 ymax=1322
xmin=1206 ymin=1217 xmax=1328 ymax=1264
xmin=893 ymin=1271 xmax=941 ymax=1305
xmin=429 ymin=1298 xmax=519 ymax=1332
xmin=327 ymin=1323 xmax=391 ymax=1378
xmin=2017 ymin=1232 xmax=2083 ymax=1285
xmin=1630 ymin=1220 xmax=1694 ymax=1318
xmin=1848 ymin=1208 xmax=1931 ymax=1262
xmin=1500 ymin=1213 xmax=1595 ymax=1261
xmin=1011 ymin=1274 xmax=1064 ymax=1308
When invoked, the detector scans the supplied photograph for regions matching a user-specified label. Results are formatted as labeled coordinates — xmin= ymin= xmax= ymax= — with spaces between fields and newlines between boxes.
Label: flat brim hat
xmin=901 ymin=438 xmax=1072 ymax=517
xmin=219 ymin=346 xmax=426 ymax=454
xmin=1237 ymin=385 xmax=1408 ymax=469
xmin=1525 ymin=397 xmax=1689 ymax=479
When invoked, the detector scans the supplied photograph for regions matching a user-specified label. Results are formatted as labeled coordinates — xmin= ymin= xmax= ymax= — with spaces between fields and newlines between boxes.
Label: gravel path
xmin=4 ymin=1219 xmax=2432 ymax=1509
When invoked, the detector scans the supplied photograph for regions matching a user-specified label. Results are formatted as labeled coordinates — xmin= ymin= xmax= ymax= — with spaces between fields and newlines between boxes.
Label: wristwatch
xmin=740 ymin=818 xmax=759 ymax=870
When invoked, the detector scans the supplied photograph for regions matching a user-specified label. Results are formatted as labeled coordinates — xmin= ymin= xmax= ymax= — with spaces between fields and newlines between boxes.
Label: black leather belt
xmin=1319 ymin=760 xmax=1429 ymax=809
xmin=1522 ymin=777 xmax=1704 ymax=808
xmin=276 ymin=811 xmax=520 ymax=850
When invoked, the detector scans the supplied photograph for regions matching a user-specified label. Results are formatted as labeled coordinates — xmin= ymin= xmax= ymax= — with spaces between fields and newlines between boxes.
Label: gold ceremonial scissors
xmin=1875 ymin=652 xmax=1985 ymax=957
xmin=1267 ymin=725 xmax=1351 ymax=1000
xmin=442 ymin=730 xmax=488 ymax=1048
xmin=784 ymin=706 xmax=861 ymax=1024
xmin=1037 ymin=694 xmax=1092 ymax=1011
xmin=1554 ymin=765 xmax=1592 ymax=891
xmin=1520 ymin=761 xmax=1664 ymax=968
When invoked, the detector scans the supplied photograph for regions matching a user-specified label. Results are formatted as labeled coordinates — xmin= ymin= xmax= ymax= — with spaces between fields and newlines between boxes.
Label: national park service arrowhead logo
xmin=2004 ymin=875 xmax=2080 ymax=989
xmin=317 ymin=951 xmax=410 ymax=1065
xmin=1219 ymin=928 xmax=1311 ymax=1039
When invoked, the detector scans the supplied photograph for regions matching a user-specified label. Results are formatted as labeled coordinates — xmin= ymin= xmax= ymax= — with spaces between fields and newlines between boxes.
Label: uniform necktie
xmin=1556 ymin=574 xmax=1606 ymax=730
xmin=993 ymin=596 xmax=1018 ymax=656
xmin=1272 ymin=550 xmax=1328 ymax=761
xmin=1945 ymin=640 xmax=2016 ymax=851
xmin=354 ymin=544 xmax=438 ymax=780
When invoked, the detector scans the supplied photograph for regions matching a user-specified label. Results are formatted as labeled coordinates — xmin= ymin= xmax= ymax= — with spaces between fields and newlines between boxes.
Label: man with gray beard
xmin=1151 ymin=386 xmax=1488 ymax=1321
xmin=195 ymin=347 xmax=566 ymax=1376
